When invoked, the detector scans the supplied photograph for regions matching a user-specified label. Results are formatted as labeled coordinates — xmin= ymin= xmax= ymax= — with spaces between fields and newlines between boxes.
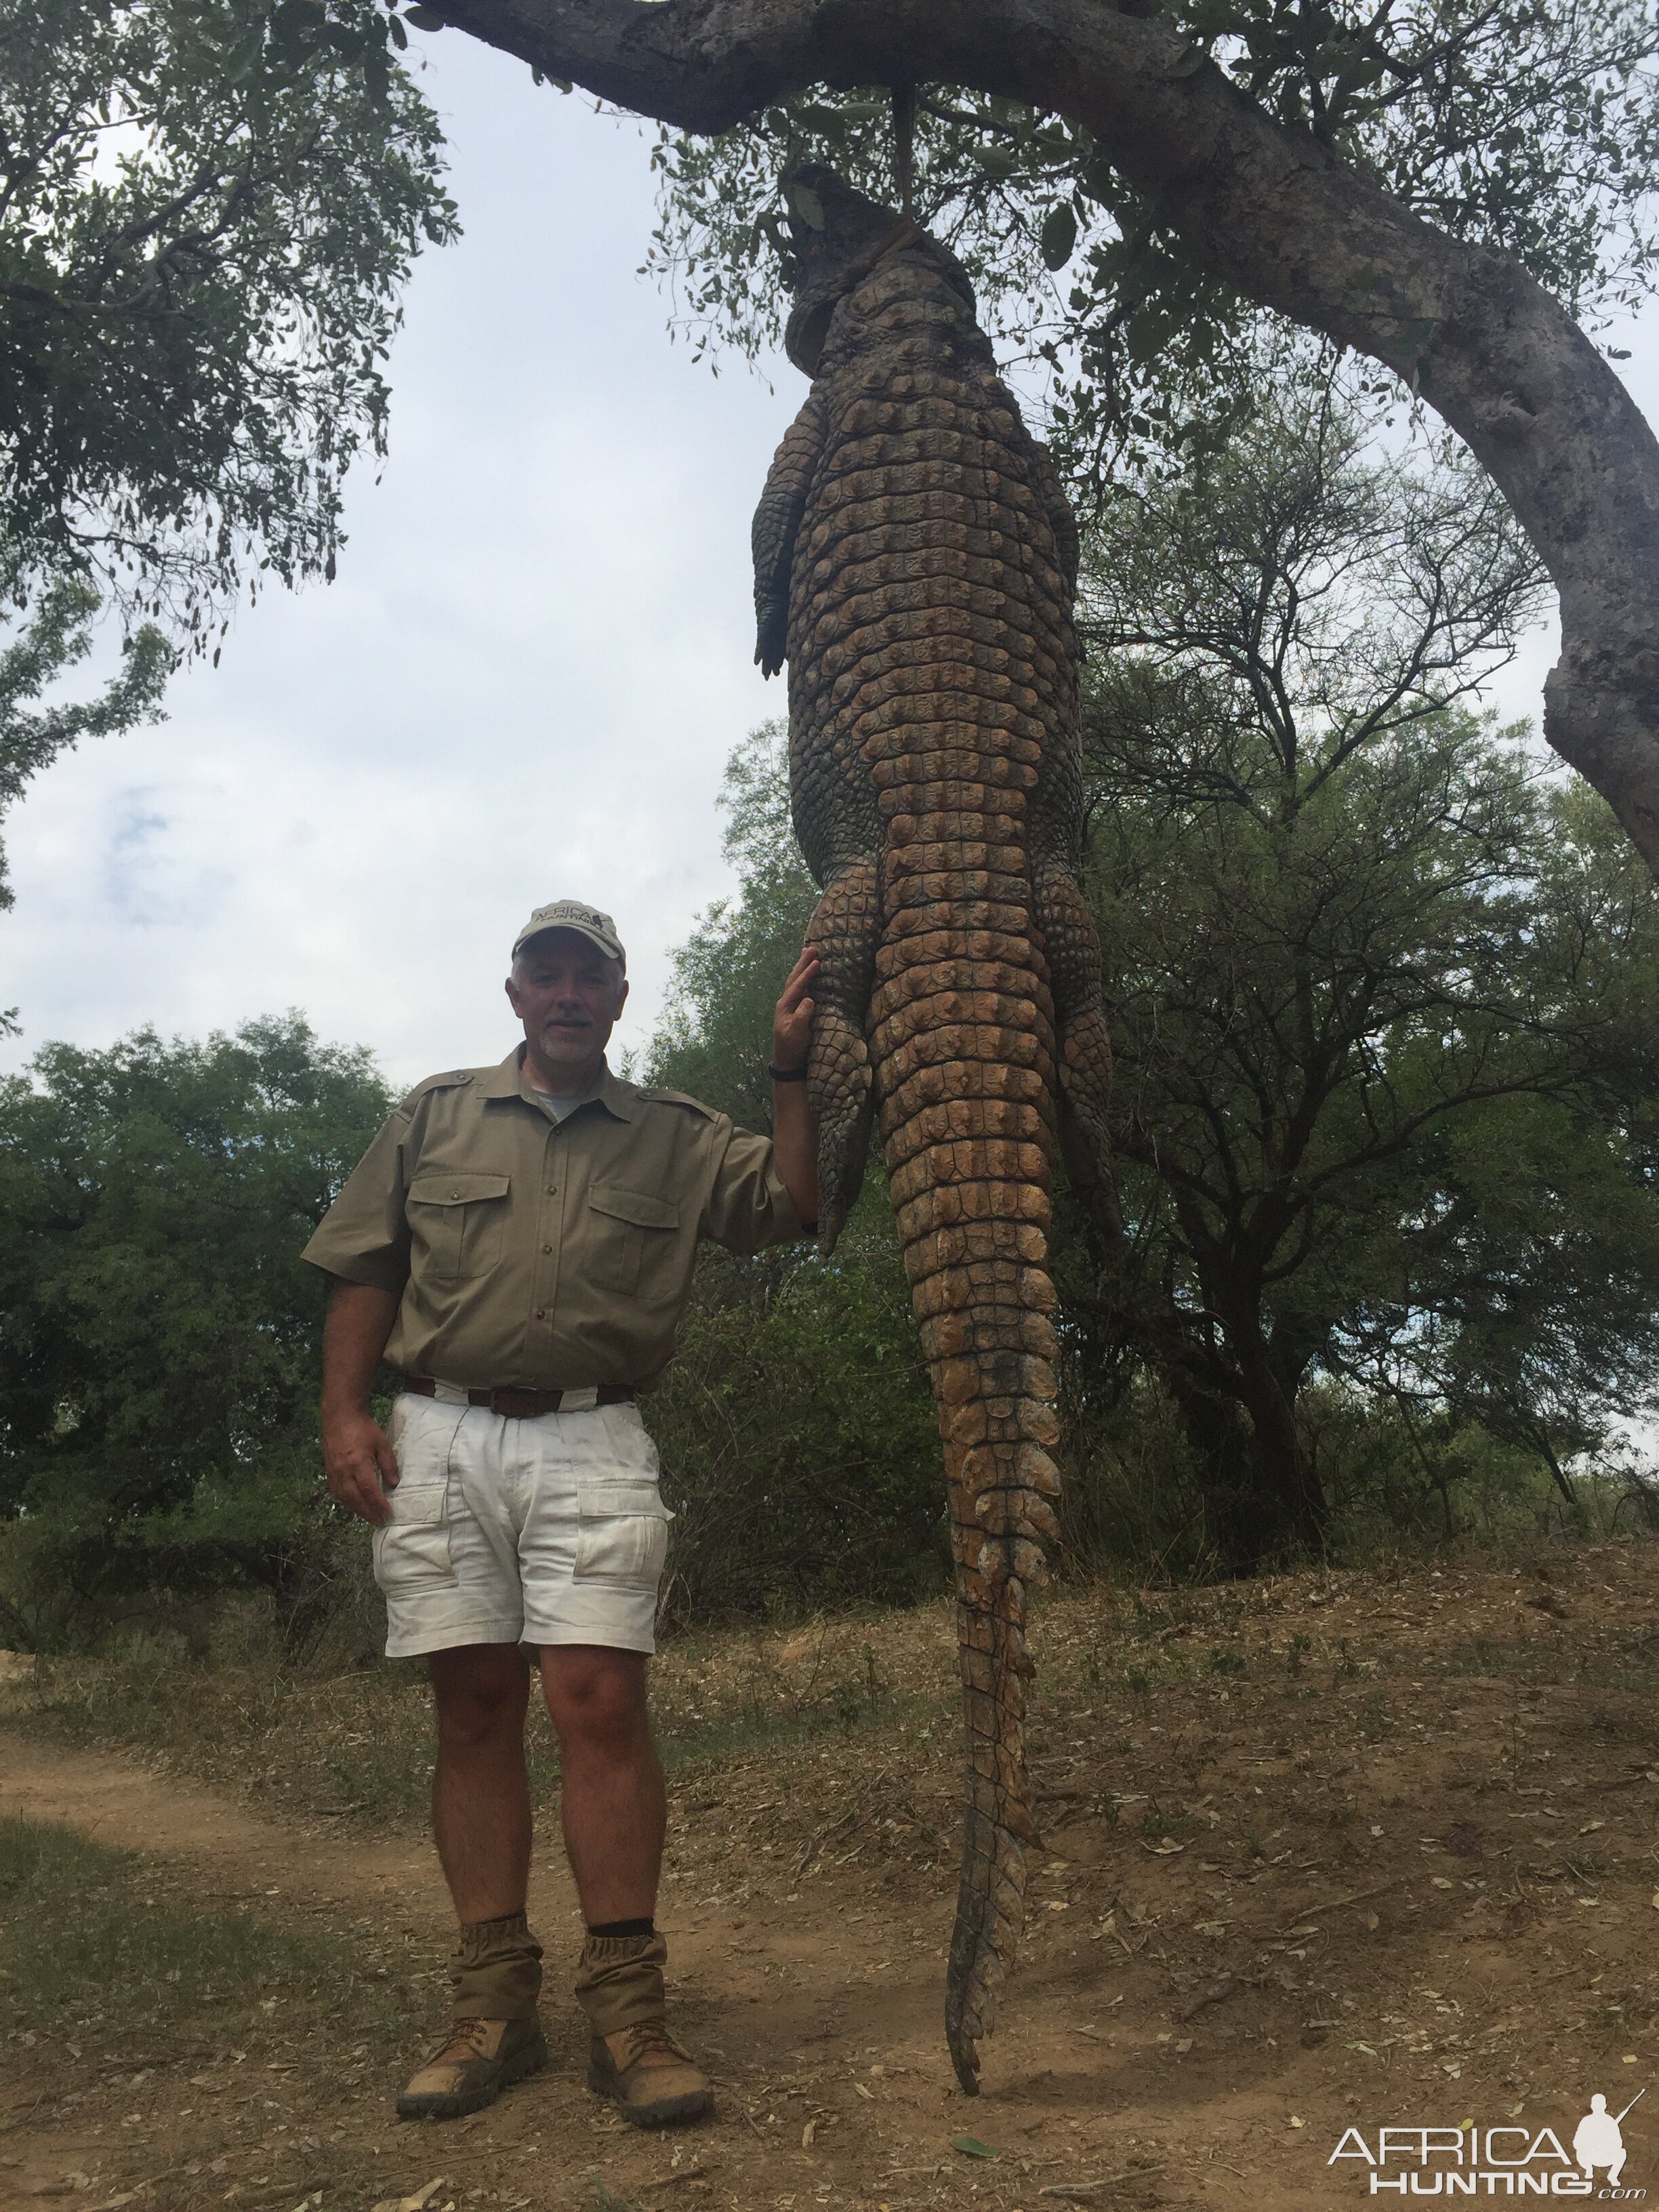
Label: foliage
xmin=0 ymin=0 xmax=456 ymax=646
xmin=651 ymin=1227 xmax=944 ymax=1624
xmin=0 ymin=1014 xmax=390 ymax=1646
xmin=1065 ymin=384 xmax=1659 ymax=1565
xmin=644 ymin=2 xmax=1659 ymax=484
xmin=1330 ymin=790 xmax=1659 ymax=1495
xmin=646 ymin=719 xmax=820 ymax=1132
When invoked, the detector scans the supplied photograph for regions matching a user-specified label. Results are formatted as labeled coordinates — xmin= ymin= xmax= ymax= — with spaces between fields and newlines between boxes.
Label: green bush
xmin=651 ymin=1191 xmax=945 ymax=1622
xmin=0 ymin=1015 xmax=389 ymax=1648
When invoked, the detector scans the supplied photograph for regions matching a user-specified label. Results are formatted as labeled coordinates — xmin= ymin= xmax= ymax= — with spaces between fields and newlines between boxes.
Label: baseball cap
xmin=511 ymin=900 xmax=627 ymax=972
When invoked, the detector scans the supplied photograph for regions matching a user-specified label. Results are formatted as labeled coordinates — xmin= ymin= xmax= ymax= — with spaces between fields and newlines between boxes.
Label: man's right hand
xmin=323 ymin=1406 xmax=401 ymax=1526
xmin=318 ymin=1279 xmax=403 ymax=1525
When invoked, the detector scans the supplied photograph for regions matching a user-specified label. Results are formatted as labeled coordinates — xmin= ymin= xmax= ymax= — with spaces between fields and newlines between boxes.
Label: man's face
xmin=506 ymin=929 xmax=628 ymax=1083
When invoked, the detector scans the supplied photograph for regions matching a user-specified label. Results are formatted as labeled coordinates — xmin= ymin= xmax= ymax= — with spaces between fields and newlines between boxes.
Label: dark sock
xmin=586 ymin=1917 xmax=656 ymax=1941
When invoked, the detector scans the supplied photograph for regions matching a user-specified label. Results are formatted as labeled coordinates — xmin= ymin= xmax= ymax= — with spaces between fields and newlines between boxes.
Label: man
xmin=305 ymin=899 xmax=819 ymax=2129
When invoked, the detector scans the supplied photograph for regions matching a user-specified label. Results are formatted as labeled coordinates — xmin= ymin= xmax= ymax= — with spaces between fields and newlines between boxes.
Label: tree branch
xmin=426 ymin=0 xmax=1659 ymax=872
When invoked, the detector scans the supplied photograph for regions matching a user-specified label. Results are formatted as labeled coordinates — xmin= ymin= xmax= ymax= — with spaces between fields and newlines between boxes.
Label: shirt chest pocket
xmin=587 ymin=1185 xmax=679 ymax=1296
xmin=408 ymin=1172 xmax=512 ymax=1280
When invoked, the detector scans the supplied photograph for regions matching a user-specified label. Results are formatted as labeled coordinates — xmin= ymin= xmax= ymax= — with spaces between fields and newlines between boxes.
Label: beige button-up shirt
xmin=302 ymin=1049 xmax=803 ymax=1390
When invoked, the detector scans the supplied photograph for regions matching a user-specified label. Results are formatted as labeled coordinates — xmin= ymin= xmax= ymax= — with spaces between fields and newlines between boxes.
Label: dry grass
xmin=18 ymin=1543 xmax=1659 ymax=1853
xmin=13 ymin=1603 xmax=964 ymax=1830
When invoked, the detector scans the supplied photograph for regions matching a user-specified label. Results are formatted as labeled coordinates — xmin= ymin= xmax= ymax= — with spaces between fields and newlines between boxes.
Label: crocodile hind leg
xmin=805 ymin=857 xmax=881 ymax=1252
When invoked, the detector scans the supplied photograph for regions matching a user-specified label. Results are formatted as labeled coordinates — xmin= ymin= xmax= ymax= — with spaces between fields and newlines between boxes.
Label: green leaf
xmin=786 ymin=180 xmax=826 ymax=230
xmin=951 ymin=2136 xmax=1000 ymax=2160
xmin=1040 ymin=205 xmax=1079 ymax=272
xmin=403 ymin=5 xmax=447 ymax=28
xmin=1172 ymin=45 xmax=1211 ymax=76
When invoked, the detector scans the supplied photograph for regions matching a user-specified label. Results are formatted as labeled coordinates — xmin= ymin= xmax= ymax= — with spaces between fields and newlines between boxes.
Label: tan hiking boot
xmin=396 ymin=2015 xmax=548 ymax=2121
xmin=586 ymin=2022 xmax=714 ymax=2127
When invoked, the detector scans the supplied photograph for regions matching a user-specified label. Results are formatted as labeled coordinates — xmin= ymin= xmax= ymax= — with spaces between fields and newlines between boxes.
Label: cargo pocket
xmin=571 ymin=1476 xmax=672 ymax=1591
xmin=373 ymin=1479 xmax=457 ymax=1591
xmin=588 ymin=1186 xmax=678 ymax=1296
xmin=407 ymin=1172 xmax=512 ymax=1279
xmin=373 ymin=1397 xmax=465 ymax=1591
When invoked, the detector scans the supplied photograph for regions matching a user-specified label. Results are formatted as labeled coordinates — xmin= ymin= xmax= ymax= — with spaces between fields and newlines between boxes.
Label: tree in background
xmin=647 ymin=723 xmax=820 ymax=1138
xmin=0 ymin=1016 xmax=390 ymax=1649
xmin=649 ymin=389 xmax=1659 ymax=1584
xmin=1327 ymin=784 xmax=1659 ymax=1523
xmin=0 ymin=0 xmax=455 ymax=907
xmin=1064 ymin=385 xmax=1659 ymax=1569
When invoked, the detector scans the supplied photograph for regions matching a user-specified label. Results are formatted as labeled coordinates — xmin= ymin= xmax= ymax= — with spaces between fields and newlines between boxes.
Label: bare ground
xmin=4 ymin=1538 xmax=1659 ymax=2212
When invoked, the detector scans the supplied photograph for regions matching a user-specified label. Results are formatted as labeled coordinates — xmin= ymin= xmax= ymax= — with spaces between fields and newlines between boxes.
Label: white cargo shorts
xmin=372 ymin=1385 xmax=673 ymax=1659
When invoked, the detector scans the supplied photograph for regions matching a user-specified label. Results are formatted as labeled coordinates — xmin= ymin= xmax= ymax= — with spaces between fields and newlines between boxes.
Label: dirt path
xmin=6 ymin=1546 xmax=1659 ymax=2212
xmin=0 ymin=1738 xmax=454 ymax=1921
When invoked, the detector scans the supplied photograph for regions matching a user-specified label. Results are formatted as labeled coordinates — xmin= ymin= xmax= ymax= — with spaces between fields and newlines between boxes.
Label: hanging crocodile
xmin=752 ymin=165 xmax=1117 ymax=2092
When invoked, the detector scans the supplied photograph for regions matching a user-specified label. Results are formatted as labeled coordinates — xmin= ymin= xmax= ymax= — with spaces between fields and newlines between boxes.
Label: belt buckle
xmin=485 ymin=1385 xmax=521 ymax=1415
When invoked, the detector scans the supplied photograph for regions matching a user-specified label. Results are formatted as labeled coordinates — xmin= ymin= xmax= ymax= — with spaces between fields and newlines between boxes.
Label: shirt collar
xmin=477 ymin=1046 xmax=638 ymax=1122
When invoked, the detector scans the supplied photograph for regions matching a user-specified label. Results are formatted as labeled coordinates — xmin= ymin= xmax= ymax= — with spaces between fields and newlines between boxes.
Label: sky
xmin=3 ymin=36 xmax=1658 ymax=1094
xmin=1 ymin=38 xmax=804 ymax=1092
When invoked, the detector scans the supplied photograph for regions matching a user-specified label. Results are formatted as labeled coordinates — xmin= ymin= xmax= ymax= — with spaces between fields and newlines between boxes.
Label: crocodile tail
xmin=874 ymin=927 xmax=1061 ymax=2094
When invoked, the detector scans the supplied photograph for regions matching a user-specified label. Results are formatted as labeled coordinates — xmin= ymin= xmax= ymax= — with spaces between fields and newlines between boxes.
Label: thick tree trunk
xmin=1160 ymin=1357 xmax=1265 ymax=1572
xmin=431 ymin=0 xmax=1659 ymax=875
xmin=1228 ymin=1336 xmax=1324 ymax=1562
xmin=1150 ymin=1313 xmax=1322 ymax=1573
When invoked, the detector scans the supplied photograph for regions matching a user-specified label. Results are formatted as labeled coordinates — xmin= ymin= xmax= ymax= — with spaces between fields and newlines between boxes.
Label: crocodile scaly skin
xmin=753 ymin=167 xmax=1116 ymax=2090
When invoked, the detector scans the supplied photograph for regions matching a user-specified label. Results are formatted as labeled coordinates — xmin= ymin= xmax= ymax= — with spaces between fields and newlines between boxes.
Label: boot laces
xmin=431 ymin=2018 xmax=496 ymax=2064
xmin=613 ymin=2021 xmax=689 ymax=2070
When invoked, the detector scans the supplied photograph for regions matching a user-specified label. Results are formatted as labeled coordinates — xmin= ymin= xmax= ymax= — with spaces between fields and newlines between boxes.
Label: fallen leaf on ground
xmin=952 ymin=2135 xmax=1000 ymax=2160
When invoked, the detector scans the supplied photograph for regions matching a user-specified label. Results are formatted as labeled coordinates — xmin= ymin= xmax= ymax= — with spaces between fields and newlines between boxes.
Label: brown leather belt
xmin=398 ymin=1377 xmax=636 ymax=1418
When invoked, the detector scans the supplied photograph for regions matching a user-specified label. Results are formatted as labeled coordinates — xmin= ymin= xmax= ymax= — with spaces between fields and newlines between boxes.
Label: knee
xmin=544 ymin=1650 xmax=647 ymax=1757
xmin=432 ymin=1646 xmax=530 ymax=1748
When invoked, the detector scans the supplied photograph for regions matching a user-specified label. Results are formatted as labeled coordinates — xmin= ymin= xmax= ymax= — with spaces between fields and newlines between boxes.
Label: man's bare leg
xmin=430 ymin=1643 xmax=534 ymax=1921
xmin=541 ymin=1645 xmax=708 ymax=2126
xmin=398 ymin=1645 xmax=546 ymax=2123
xmin=539 ymin=1645 xmax=664 ymax=1920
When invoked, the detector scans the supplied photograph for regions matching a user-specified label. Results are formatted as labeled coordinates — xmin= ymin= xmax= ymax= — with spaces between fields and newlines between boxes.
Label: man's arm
xmin=320 ymin=1280 xmax=402 ymax=1526
xmin=771 ymin=943 xmax=821 ymax=1226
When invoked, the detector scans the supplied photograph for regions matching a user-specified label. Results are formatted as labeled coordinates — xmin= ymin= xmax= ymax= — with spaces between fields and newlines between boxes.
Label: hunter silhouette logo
xmin=1327 ymin=2087 xmax=1646 ymax=2196
xmin=1576 ymin=2093 xmax=1643 ymax=2190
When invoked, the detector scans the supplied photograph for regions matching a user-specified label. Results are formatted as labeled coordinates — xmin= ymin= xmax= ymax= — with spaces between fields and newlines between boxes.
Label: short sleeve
xmin=301 ymin=1111 xmax=413 ymax=1292
xmin=700 ymin=1120 xmax=805 ymax=1256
